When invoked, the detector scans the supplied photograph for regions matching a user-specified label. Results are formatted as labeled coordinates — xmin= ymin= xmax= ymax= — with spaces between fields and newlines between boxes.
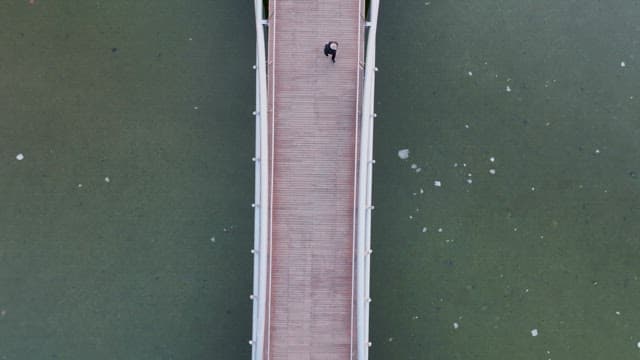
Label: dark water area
xmin=370 ymin=0 xmax=640 ymax=359
xmin=0 ymin=1 xmax=254 ymax=359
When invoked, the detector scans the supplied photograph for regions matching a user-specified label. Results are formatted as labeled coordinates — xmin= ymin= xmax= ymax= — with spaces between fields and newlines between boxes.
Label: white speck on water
xmin=420 ymin=188 xmax=424 ymax=194
xmin=413 ymin=315 xmax=420 ymax=320
xmin=453 ymin=162 xmax=459 ymax=167
xmin=411 ymin=163 xmax=418 ymax=169
xmin=489 ymin=169 xmax=496 ymax=175
xmin=0 ymin=309 xmax=6 ymax=317
xmin=466 ymin=178 xmax=473 ymax=184
xmin=464 ymin=124 xmax=469 ymax=128
xmin=595 ymin=149 xmax=601 ymax=154
xmin=531 ymin=186 xmax=536 ymax=191
xmin=453 ymin=322 xmax=459 ymax=329
xmin=210 ymin=237 xmax=216 ymax=243
xmin=615 ymin=311 xmax=621 ymax=315
xmin=188 ymin=37 xmax=193 ymax=41
xmin=434 ymin=180 xmax=442 ymax=187
xmin=437 ymin=228 xmax=443 ymax=233
xmin=462 ymin=163 xmax=467 ymax=167
xmin=193 ymin=106 xmax=199 ymax=110
xmin=104 ymin=177 xmax=110 ymax=183
xmin=621 ymin=61 xmax=626 ymax=67
xmin=424 ymin=1 xmax=431 ymax=5
xmin=77 ymin=184 xmax=83 ymax=188
xmin=531 ymin=328 xmax=539 ymax=337
xmin=524 ymin=288 xmax=529 ymax=293
xmin=514 ymin=227 xmax=518 ymax=232
xmin=422 ymin=227 xmax=427 ymax=233
xmin=16 ymin=153 xmax=24 ymax=160
xmin=506 ymin=85 xmax=512 ymax=92
xmin=489 ymin=157 xmax=495 ymax=162
xmin=409 ymin=215 xmax=413 ymax=220
xmin=398 ymin=149 xmax=410 ymax=159
xmin=388 ymin=337 xmax=393 ymax=342
xmin=636 ymin=341 xmax=640 ymax=349
xmin=468 ymin=71 xmax=473 ymax=76
xmin=416 ymin=167 xmax=422 ymax=173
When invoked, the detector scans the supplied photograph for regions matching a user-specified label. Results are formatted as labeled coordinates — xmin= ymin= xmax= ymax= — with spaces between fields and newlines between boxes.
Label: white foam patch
xmin=398 ymin=149 xmax=410 ymax=159
xmin=16 ymin=153 xmax=24 ymax=161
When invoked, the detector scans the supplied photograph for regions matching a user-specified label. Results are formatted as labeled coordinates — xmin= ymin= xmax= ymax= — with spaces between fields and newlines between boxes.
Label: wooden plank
xmin=266 ymin=0 xmax=364 ymax=358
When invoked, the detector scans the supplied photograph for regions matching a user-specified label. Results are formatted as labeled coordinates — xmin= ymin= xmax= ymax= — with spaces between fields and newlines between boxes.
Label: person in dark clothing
xmin=323 ymin=41 xmax=339 ymax=63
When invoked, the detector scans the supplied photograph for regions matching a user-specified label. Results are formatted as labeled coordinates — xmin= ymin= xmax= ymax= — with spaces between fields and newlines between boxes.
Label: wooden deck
xmin=266 ymin=0 xmax=365 ymax=358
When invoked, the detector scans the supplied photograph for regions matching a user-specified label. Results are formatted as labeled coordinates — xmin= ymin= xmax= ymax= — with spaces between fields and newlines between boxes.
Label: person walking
xmin=323 ymin=41 xmax=339 ymax=63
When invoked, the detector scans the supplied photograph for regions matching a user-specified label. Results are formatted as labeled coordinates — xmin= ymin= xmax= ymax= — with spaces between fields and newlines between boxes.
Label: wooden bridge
xmin=251 ymin=0 xmax=380 ymax=358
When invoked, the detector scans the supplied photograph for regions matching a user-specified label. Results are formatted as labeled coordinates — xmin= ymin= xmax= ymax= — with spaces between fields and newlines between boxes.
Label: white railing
xmin=356 ymin=0 xmax=380 ymax=359
xmin=251 ymin=0 xmax=269 ymax=359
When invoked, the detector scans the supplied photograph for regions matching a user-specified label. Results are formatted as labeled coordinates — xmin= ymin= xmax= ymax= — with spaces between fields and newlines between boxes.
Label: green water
xmin=370 ymin=1 xmax=640 ymax=359
xmin=1 ymin=1 xmax=254 ymax=358
xmin=2 ymin=1 xmax=640 ymax=359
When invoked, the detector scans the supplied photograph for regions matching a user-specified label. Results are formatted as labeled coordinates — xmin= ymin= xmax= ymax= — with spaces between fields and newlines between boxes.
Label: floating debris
xmin=453 ymin=322 xmax=459 ymax=329
xmin=621 ymin=61 xmax=626 ymax=67
xmin=489 ymin=157 xmax=495 ymax=162
xmin=415 ymin=167 xmax=422 ymax=173
xmin=595 ymin=149 xmax=601 ymax=154
xmin=16 ymin=153 xmax=24 ymax=161
xmin=193 ymin=106 xmax=199 ymax=110
xmin=422 ymin=227 xmax=427 ymax=233
xmin=466 ymin=178 xmax=473 ymax=184
xmin=419 ymin=188 xmax=424 ymax=194
xmin=104 ymin=177 xmax=110 ymax=183
xmin=411 ymin=163 xmax=418 ymax=169
xmin=467 ymin=71 xmax=473 ymax=76
xmin=434 ymin=180 xmax=442 ymax=187
xmin=398 ymin=149 xmax=410 ymax=160
xmin=531 ymin=186 xmax=536 ymax=191
xmin=489 ymin=169 xmax=496 ymax=175
xmin=531 ymin=329 xmax=539 ymax=337
xmin=506 ymin=85 xmax=512 ymax=92
xmin=77 ymin=184 xmax=83 ymax=188
xmin=464 ymin=124 xmax=469 ymax=129
xmin=210 ymin=236 xmax=216 ymax=243
xmin=636 ymin=341 xmax=640 ymax=349
xmin=437 ymin=228 xmax=443 ymax=233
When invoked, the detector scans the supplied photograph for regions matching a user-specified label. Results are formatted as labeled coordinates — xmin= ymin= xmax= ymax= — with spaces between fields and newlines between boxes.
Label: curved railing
xmin=250 ymin=0 xmax=269 ymax=359
xmin=356 ymin=0 xmax=380 ymax=359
